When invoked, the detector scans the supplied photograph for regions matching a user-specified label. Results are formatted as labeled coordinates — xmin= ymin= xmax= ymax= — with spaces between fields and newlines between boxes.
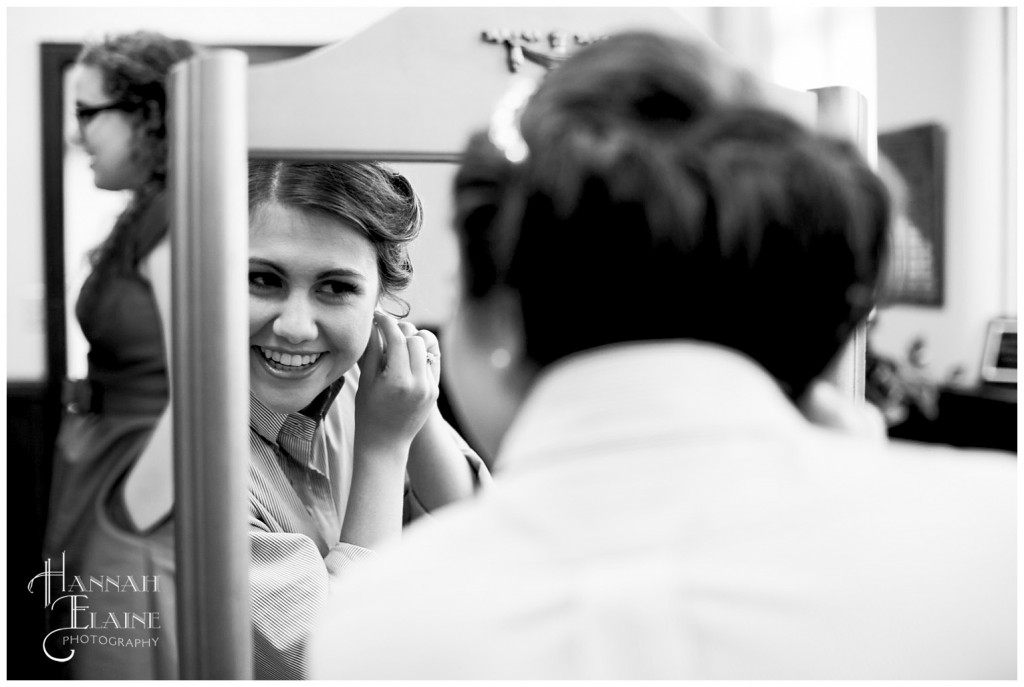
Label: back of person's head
xmin=248 ymin=160 xmax=423 ymax=313
xmin=453 ymin=30 xmax=890 ymax=400
xmin=78 ymin=31 xmax=196 ymax=184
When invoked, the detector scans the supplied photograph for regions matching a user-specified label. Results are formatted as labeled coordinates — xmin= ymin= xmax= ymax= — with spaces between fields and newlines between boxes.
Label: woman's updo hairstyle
xmin=249 ymin=160 xmax=423 ymax=316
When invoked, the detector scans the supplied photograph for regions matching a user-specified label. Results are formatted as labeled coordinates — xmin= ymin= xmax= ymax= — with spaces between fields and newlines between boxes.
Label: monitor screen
xmin=981 ymin=317 xmax=1016 ymax=384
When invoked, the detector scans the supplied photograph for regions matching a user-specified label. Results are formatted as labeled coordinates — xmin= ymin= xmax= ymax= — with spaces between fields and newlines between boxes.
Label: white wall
xmin=870 ymin=8 xmax=1014 ymax=385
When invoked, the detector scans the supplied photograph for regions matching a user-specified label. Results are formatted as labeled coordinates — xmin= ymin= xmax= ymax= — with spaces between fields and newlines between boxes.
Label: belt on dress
xmin=62 ymin=378 xmax=167 ymax=416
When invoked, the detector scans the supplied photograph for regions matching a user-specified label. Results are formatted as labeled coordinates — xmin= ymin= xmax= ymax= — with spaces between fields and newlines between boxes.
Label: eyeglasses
xmin=74 ymin=101 xmax=136 ymax=128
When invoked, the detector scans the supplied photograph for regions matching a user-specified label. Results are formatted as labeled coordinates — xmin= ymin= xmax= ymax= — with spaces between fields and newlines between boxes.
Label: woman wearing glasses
xmin=42 ymin=31 xmax=195 ymax=679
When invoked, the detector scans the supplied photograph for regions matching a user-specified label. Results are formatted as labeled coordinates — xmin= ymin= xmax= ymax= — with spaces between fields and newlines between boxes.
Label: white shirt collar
xmin=497 ymin=341 xmax=806 ymax=476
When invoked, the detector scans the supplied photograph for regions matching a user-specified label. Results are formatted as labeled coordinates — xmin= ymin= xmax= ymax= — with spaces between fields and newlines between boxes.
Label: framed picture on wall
xmin=877 ymin=122 xmax=946 ymax=307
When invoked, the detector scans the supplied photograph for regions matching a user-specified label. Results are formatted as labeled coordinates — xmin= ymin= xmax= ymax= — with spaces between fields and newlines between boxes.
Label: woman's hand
xmin=397 ymin=319 xmax=442 ymax=387
xmin=353 ymin=312 xmax=440 ymax=458
xmin=344 ymin=313 xmax=442 ymax=547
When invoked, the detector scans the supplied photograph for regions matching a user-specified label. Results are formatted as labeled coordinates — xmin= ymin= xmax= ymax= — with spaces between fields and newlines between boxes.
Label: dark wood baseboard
xmin=7 ymin=380 xmax=64 ymax=679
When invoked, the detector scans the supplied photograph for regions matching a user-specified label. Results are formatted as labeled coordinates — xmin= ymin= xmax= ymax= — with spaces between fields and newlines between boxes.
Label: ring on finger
xmin=425 ymin=351 xmax=440 ymax=365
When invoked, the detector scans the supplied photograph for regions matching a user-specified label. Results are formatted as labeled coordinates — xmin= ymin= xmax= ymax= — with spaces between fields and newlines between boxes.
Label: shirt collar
xmin=250 ymin=377 xmax=345 ymax=473
xmin=497 ymin=341 xmax=806 ymax=476
xmin=301 ymin=378 xmax=346 ymax=421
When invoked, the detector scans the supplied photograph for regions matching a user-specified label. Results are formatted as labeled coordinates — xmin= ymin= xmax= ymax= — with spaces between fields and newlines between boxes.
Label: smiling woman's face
xmin=249 ymin=202 xmax=380 ymax=414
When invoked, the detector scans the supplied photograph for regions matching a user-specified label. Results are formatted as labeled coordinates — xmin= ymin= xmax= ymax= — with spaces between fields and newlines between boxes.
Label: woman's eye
xmin=318 ymin=280 xmax=358 ymax=297
xmin=249 ymin=272 xmax=281 ymax=289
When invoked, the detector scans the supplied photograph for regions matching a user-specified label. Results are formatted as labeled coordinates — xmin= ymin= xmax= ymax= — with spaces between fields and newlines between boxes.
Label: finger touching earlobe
xmin=359 ymin=321 xmax=384 ymax=376
xmin=374 ymin=311 xmax=410 ymax=371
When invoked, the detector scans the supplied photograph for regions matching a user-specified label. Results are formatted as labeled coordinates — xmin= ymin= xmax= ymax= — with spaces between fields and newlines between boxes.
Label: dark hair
xmin=249 ymin=160 xmax=423 ymax=315
xmin=80 ymin=31 xmax=196 ymax=284
xmin=453 ymin=31 xmax=890 ymax=399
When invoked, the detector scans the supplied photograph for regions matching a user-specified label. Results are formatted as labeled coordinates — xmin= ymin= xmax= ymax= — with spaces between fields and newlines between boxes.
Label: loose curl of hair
xmin=453 ymin=31 xmax=890 ymax=400
xmin=249 ymin=160 xmax=423 ymax=317
xmin=79 ymin=31 xmax=195 ymax=286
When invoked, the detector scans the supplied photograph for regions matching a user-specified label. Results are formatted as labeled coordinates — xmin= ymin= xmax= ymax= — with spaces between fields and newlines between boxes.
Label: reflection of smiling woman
xmin=246 ymin=161 xmax=488 ymax=678
xmin=118 ymin=160 xmax=489 ymax=679
xmin=245 ymin=161 xmax=488 ymax=677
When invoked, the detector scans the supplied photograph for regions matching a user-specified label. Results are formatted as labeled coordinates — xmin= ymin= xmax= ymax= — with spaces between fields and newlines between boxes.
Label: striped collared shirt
xmin=248 ymin=367 xmax=486 ymax=678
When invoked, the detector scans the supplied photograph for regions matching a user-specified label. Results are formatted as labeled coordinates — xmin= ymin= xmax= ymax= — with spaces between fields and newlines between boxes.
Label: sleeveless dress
xmin=42 ymin=194 xmax=178 ymax=679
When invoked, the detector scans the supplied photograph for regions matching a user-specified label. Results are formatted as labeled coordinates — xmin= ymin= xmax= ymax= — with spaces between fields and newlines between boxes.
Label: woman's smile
xmin=255 ymin=345 xmax=326 ymax=370
xmin=250 ymin=344 xmax=328 ymax=388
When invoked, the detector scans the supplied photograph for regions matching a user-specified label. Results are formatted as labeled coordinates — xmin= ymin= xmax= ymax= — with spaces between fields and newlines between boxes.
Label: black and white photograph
xmin=6 ymin=5 xmax=1017 ymax=681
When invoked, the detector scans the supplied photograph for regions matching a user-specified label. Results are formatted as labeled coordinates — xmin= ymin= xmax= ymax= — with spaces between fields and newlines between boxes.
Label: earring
xmin=490 ymin=348 xmax=512 ymax=370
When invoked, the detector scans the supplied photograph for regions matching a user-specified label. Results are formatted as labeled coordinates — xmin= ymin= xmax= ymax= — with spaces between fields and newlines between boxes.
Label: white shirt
xmin=311 ymin=342 xmax=1016 ymax=679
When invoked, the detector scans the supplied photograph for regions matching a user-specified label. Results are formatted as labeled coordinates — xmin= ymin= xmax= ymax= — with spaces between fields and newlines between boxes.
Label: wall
xmin=713 ymin=7 xmax=878 ymax=141
xmin=5 ymin=6 xmax=715 ymax=383
xmin=870 ymin=8 xmax=1015 ymax=385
